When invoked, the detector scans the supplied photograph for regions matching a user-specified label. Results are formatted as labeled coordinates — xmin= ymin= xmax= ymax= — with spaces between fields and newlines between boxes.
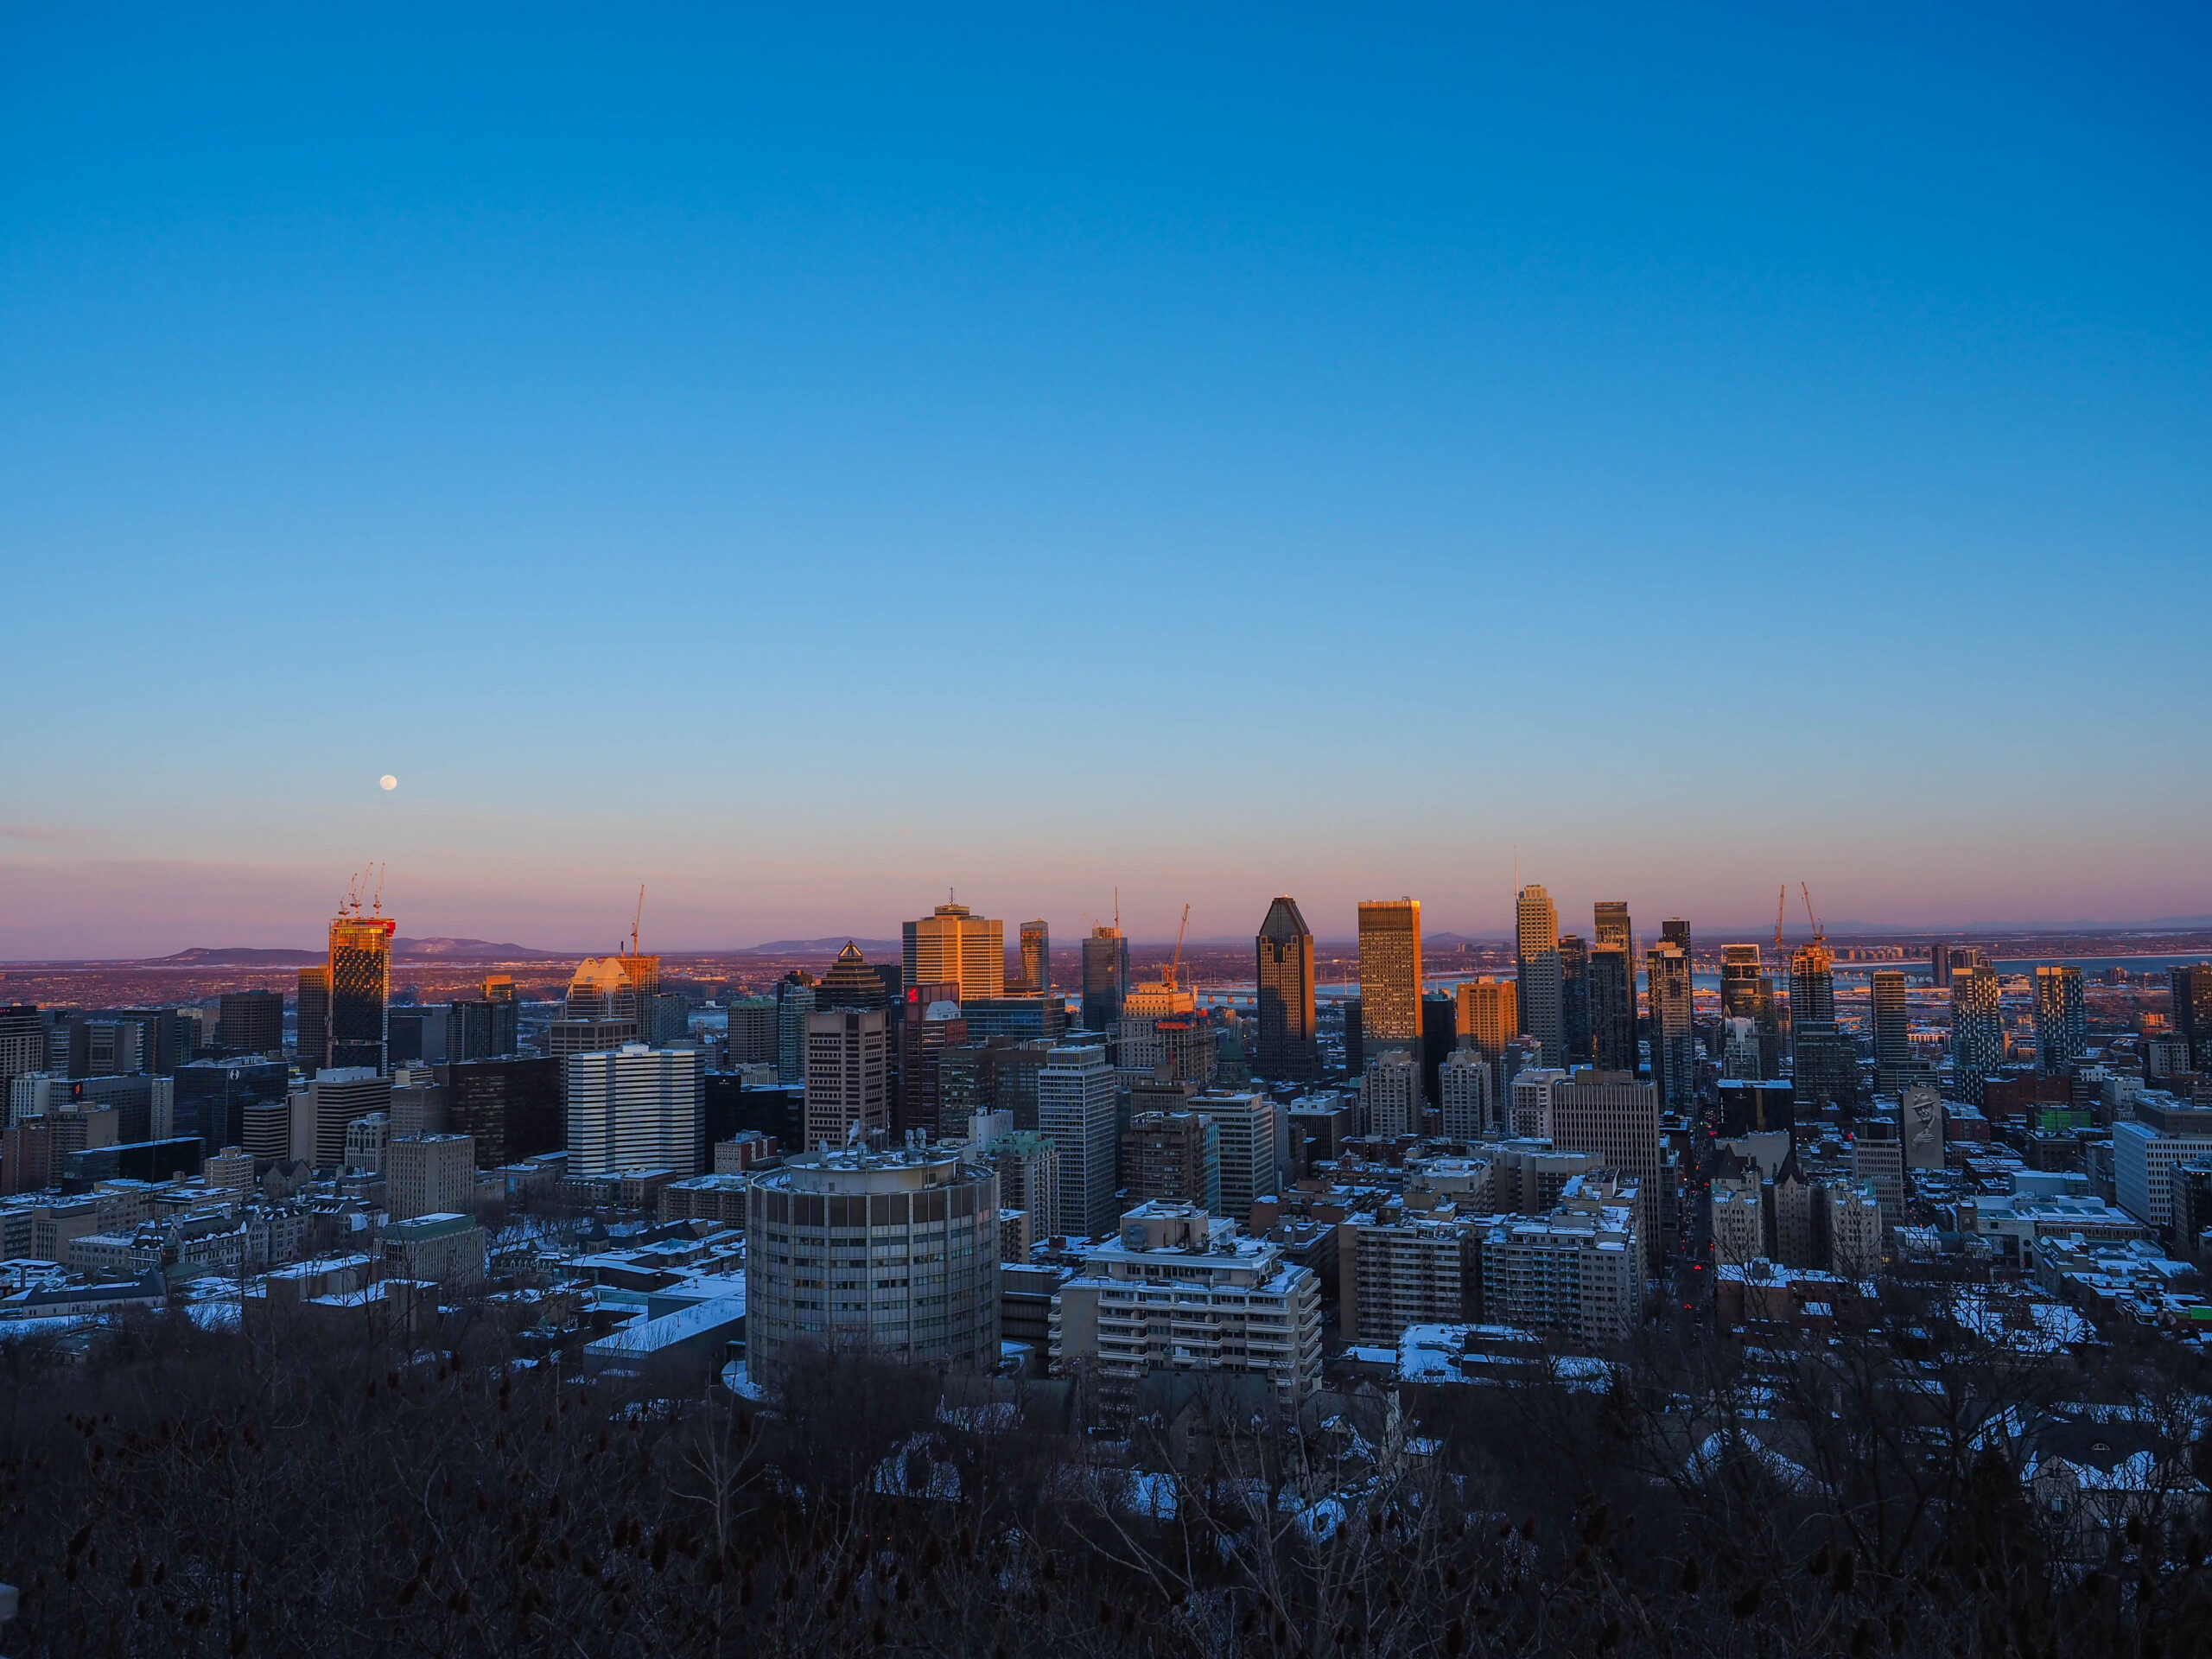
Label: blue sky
xmin=4 ymin=3 xmax=2209 ymax=956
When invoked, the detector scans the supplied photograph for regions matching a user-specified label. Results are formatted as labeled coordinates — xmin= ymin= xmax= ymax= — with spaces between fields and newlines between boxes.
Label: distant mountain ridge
xmin=143 ymin=938 xmax=575 ymax=966
xmin=739 ymin=938 xmax=901 ymax=957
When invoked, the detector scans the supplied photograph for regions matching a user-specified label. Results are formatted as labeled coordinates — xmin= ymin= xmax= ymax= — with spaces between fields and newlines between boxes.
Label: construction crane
xmin=631 ymin=885 xmax=646 ymax=956
xmin=1801 ymin=882 xmax=1824 ymax=945
xmin=1168 ymin=903 xmax=1191 ymax=989
xmin=372 ymin=863 xmax=385 ymax=917
xmin=1774 ymin=885 xmax=1786 ymax=954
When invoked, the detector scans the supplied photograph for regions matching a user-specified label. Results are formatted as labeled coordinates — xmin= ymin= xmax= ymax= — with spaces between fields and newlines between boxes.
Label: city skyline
xmin=4 ymin=7 xmax=2209 ymax=956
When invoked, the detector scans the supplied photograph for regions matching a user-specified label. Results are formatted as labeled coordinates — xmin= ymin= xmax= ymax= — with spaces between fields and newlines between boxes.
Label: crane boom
xmin=1774 ymin=885 xmax=1786 ymax=952
xmin=632 ymin=884 xmax=645 ymax=956
xmin=1801 ymin=882 xmax=1823 ymax=944
xmin=1169 ymin=903 xmax=1191 ymax=988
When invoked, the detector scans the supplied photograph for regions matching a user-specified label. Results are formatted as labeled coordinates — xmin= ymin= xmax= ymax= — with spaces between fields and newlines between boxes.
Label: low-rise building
xmin=1051 ymin=1201 xmax=1323 ymax=1409
xmin=1479 ymin=1176 xmax=1641 ymax=1345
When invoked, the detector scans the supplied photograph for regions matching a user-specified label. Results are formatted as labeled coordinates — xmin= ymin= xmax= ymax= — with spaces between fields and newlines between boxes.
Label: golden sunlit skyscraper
xmin=1455 ymin=976 xmax=1516 ymax=1058
xmin=1516 ymin=884 xmax=1563 ymax=1066
xmin=902 ymin=901 xmax=1005 ymax=1002
xmin=1357 ymin=898 xmax=1422 ymax=1053
xmin=327 ymin=909 xmax=396 ymax=1074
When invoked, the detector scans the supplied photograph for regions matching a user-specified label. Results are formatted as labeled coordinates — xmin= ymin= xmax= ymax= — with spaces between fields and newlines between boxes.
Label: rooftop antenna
xmin=1113 ymin=887 xmax=1121 ymax=934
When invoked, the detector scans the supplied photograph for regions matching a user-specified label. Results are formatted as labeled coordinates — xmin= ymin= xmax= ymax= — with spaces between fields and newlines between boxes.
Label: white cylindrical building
xmin=745 ymin=1147 xmax=999 ymax=1376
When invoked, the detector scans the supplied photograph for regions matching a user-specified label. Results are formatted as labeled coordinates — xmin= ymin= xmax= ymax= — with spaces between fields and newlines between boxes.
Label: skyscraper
xmin=1593 ymin=901 xmax=1631 ymax=957
xmin=296 ymin=968 xmax=330 ymax=1073
xmin=217 ymin=990 xmax=284 ymax=1057
xmin=1122 ymin=1110 xmax=1220 ymax=1212
xmin=902 ymin=903 xmax=1005 ymax=1002
xmin=1185 ymin=1090 xmax=1279 ymax=1223
xmin=1644 ymin=943 xmax=1695 ymax=1109
xmin=1587 ymin=946 xmax=1636 ymax=1073
xmin=1929 ymin=943 xmax=1953 ymax=990
xmin=1516 ymin=885 xmax=1563 ymax=1066
xmin=1357 ymin=899 xmax=1423 ymax=1053
xmin=1557 ymin=934 xmax=1591 ymax=1063
xmin=1662 ymin=917 xmax=1692 ymax=959
xmin=1018 ymin=920 xmax=1051 ymax=995
xmin=1789 ymin=942 xmax=1836 ymax=1028
xmin=1081 ymin=925 xmax=1129 ymax=1035
xmin=804 ymin=1007 xmax=890 ymax=1149
xmin=564 ymin=1045 xmax=703 ymax=1178
xmin=1038 ymin=1043 xmax=1119 ymax=1238
xmin=1254 ymin=897 xmax=1319 ymax=1081
xmin=1438 ymin=1048 xmax=1492 ymax=1139
xmin=894 ymin=988 xmax=963 ymax=1138
xmin=2175 ymin=963 xmax=2212 ymax=1071
xmin=327 ymin=908 xmax=396 ymax=1074
xmin=1542 ymin=1071 xmax=1662 ymax=1264
xmin=1420 ymin=991 xmax=1457 ymax=1107
xmin=1719 ymin=944 xmax=1778 ymax=1079
xmin=1950 ymin=962 xmax=2003 ymax=1107
xmin=816 ymin=942 xmax=893 ymax=1010
xmin=1872 ymin=969 xmax=1911 ymax=1089
xmin=1455 ymin=977 xmax=1516 ymax=1058
xmin=775 ymin=974 xmax=816 ymax=1085
xmin=2033 ymin=965 xmax=2086 ymax=1077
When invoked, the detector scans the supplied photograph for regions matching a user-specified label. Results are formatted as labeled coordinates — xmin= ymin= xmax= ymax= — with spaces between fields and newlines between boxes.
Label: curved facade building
xmin=745 ymin=1148 xmax=999 ymax=1375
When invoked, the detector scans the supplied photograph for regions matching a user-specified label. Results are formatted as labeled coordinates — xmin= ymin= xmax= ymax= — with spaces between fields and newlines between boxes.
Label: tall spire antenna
xmin=1113 ymin=886 xmax=1120 ymax=933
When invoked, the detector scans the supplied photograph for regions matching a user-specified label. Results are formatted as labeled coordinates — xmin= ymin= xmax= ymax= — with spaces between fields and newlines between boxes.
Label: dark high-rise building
xmin=1662 ymin=917 xmax=1692 ymax=959
xmin=1081 ymin=925 xmax=1128 ymax=1035
xmin=1343 ymin=997 xmax=1364 ymax=1078
xmin=218 ymin=991 xmax=284 ymax=1057
xmin=327 ymin=909 xmax=395 ymax=1073
xmin=442 ymin=1057 xmax=563 ymax=1167
xmin=1557 ymin=934 xmax=1591 ymax=1063
xmin=2033 ymin=965 xmax=2086 ymax=1077
xmin=1792 ymin=1026 xmax=1858 ymax=1116
xmin=1645 ymin=943 xmax=1695 ymax=1109
xmin=1929 ymin=943 xmax=1953 ymax=989
xmin=97 ymin=1008 xmax=188 ymax=1075
xmin=1872 ymin=969 xmax=1911 ymax=1090
xmin=447 ymin=987 xmax=520 ymax=1063
xmin=1789 ymin=944 xmax=1836 ymax=1029
xmin=1018 ymin=920 xmax=1051 ymax=995
xmin=175 ymin=1058 xmax=289 ymax=1155
xmin=386 ymin=1008 xmax=430 ymax=1065
xmin=1720 ymin=944 xmax=1779 ymax=1080
xmin=1421 ymin=991 xmax=1457 ymax=1109
xmin=1254 ymin=896 xmax=1319 ymax=1081
xmin=817 ymin=942 xmax=893 ymax=1010
xmin=895 ymin=983 xmax=963 ymax=1136
xmin=1121 ymin=1110 xmax=1217 ymax=1211
xmin=1593 ymin=902 xmax=1631 ymax=957
xmin=296 ymin=968 xmax=330 ymax=1073
xmin=726 ymin=995 xmax=778 ymax=1065
xmin=2171 ymin=963 xmax=2212 ymax=1072
xmin=1588 ymin=945 xmax=1636 ymax=1072
xmin=0 ymin=1006 xmax=43 ymax=1089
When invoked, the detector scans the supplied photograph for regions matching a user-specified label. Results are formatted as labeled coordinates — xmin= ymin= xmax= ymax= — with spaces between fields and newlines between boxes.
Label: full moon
xmin=378 ymin=775 xmax=398 ymax=791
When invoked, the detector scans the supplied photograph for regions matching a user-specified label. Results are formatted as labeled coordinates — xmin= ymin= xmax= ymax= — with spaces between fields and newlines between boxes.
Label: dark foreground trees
xmin=0 ymin=1298 xmax=2206 ymax=1658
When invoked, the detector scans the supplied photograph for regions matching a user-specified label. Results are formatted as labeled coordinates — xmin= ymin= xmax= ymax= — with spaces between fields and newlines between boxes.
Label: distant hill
xmin=391 ymin=937 xmax=574 ymax=962
xmin=740 ymin=938 xmax=901 ymax=957
xmin=144 ymin=946 xmax=326 ymax=967
xmin=142 ymin=938 xmax=574 ymax=966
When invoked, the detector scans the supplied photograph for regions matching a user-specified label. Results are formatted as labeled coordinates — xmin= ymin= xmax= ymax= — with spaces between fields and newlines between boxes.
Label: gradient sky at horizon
xmin=4 ymin=3 xmax=2209 ymax=958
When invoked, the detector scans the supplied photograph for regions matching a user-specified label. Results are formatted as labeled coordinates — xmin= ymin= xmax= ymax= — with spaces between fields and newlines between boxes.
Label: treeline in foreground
xmin=0 ymin=1299 xmax=2208 ymax=1658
